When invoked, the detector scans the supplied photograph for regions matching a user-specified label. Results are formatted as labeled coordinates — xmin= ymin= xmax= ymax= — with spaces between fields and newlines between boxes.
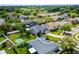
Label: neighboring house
xmin=37 ymin=12 xmax=60 ymax=17
xmin=65 ymin=17 xmax=79 ymax=24
xmin=60 ymin=13 xmax=69 ymax=19
xmin=64 ymin=26 xmax=79 ymax=35
xmin=46 ymin=22 xmax=59 ymax=31
xmin=21 ymin=19 xmax=36 ymax=27
xmin=74 ymin=17 xmax=79 ymax=23
xmin=0 ymin=50 xmax=6 ymax=54
xmin=30 ymin=24 xmax=48 ymax=34
xmin=19 ymin=15 xmax=28 ymax=20
xmin=64 ymin=31 xmax=74 ymax=35
xmin=30 ymin=25 xmax=40 ymax=34
xmin=40 ymin=24 xmax=48 ymax=34
xmin=0 ymin=19 xmax=5 ymax=25
xmin=8 ymin=12 xmax=17 ymax=19
xmin=28 ymin=37 xmax=59 ymax=54
xmin=57 ymin=21 xmax=71 ymax=27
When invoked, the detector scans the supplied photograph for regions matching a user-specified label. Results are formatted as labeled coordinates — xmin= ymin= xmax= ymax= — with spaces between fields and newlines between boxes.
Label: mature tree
xmin=61 ymin=24 xmax=73 ymax=31
xmin=44 ymin=16 xmax=53 ymax=22
xmin=60 ymin=36 xmax=76 ymax=54
xmin=68 ymin=12 xmax=78 ymax=18
xmin=32 ymin=11 xmax=38 ymax=16
xmin=1 ymin=13 xmax=9 ymax=18
xmin=23 ymin=11 xmax=31 ymax=15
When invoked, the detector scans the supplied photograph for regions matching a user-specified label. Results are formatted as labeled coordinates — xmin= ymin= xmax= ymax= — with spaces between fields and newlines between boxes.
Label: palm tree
xmin=60 ymin=36 xmax=77 ymax=54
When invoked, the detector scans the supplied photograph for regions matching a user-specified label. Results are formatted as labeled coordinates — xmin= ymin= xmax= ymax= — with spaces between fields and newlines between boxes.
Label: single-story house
xmin=0 ymin=50 xmax=6 ymax=54
xmin=21 ymin=19 xmax=36 ymax=27
xmin=8 ymin=12 xmax=18 ymax=19
xmin=65 ymin=17 xmax=79 ymax=24
xmin=30 ymin=24 xmax=48 ymax=34
xmin=64 ymin=31 xmax=75 ymax=35
xmin=64 ymin=26 xmax=79 ymax=35
xmin=30 ymin=25 xmax=40 ymax=34
xmin=57 ymin=21 xmax=71 ymax=27
xmin=19 ymin=15 xmax=28 ymax=20
xmin=0 ymin=18 xmax=5 ymax=25
xmin=28 ymin=37 xmax=59 ymax=54
xmin=46 ymin=22 xmax=59 ymax=31
xmin=37 ymin=12 xmax=60 ymax=17
xmin=40 ymin=24 xmax=48 ymax=33
xmin=59 ymin=13 xmax=69 ymax=19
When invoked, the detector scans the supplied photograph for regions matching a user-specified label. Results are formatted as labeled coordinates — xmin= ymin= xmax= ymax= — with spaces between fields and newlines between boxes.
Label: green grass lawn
xmin=45 ymin=35 xmax=61 ymax=43
xmin=50 ymin=29 xmax=64 ymax=35
xmin=72 ymin=24 xmax=79 ymax=27
xmin=0 ymin=41 xmax=30 ymax=54
xmin=8 ymin=32 xmax=36 ymax=45
xmin=0 ymin=42 xmax=16 ymax=54
xmin=14 ymin=45 xmax=30 ymax=54
xmin=6 ymin=32 xmax=36 ymax=54
xmin=0 ymin=36 xmax=6 ymax=42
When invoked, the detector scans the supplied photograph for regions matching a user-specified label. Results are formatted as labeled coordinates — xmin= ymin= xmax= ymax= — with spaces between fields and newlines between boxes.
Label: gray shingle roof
xmin=19 ymin=15 xmax=28 ymax=20
xmin=40 ymin=24 xmax=48 ymax=33
xmin=28 ymin=37 xmax=59 ymax=54
xmin=30 ymin=25 xmax=40 ymax=34
xmin=30 ymin=24 xmax=48 ymax=34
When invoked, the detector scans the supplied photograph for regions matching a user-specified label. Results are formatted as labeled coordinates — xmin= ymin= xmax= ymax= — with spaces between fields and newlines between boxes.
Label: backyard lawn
xmin=8 ymin=32 xmax=36 ymax=45
xmin=0 ymin=42 xmax=16 ymax=54
xmin=14 ymin=45 xmax=30 ymax=54
xmin=50 ymin=29 xmax=64 ymax=35
xmin=45 ymin=35 xmax=61 ymax=43
xmin=0 ymin=36 xmax=6 ymax=42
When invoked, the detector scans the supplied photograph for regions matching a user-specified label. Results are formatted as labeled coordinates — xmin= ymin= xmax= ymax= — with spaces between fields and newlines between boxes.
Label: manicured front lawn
xmin=50 ymin=29 xmax=64 ymax=35
xmin=45 ymin=35 xmax=61 ymax=43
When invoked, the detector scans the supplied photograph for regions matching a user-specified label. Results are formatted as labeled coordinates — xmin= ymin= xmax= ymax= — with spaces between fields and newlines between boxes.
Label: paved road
xmin=46 ymin=33 xmax=64 ymax=38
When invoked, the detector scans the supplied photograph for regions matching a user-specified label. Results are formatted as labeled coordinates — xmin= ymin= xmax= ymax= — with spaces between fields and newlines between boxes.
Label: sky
xmin=0 ymin=0 xmax=79 ymax=6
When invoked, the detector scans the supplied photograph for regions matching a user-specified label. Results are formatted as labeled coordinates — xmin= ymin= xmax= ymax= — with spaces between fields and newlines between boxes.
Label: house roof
xmin=28 ymin=47 xmax=37 ymax=53
xmin=64 ymin=26 xmax=79 ymax=35
xmin=0 ymin=50 xmax=6 ymax=54
xmin=30 ymin=25 xmax=40 ymax=34
xmin=46 ymin=22 xmax=59 ymax=30
xmin=19 ymin=15 xmax=28 ymax=20
xmin=40 ymin=24 xmax=48 ymax=33
xmin=37 ymin=12 xmax=60 ymax=17
xmin=57 ymin=21 xmax=71 ymax=26
xmin=28 ymin=37 xmax=59 ymax=54
xmin=60 ymin=13 xmax=69 ymax=19
xmin=30 ymin=24 xmax=48 ymax=34
xmin=66 ymin=17 xmax=79 ymax=23
xmin=21 ymin=19 xmax=36 ymax=27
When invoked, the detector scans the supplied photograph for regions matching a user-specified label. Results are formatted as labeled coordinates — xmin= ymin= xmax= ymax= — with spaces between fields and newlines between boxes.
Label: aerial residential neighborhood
xmin=0 ymin=5 xmax=79 ymax=54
